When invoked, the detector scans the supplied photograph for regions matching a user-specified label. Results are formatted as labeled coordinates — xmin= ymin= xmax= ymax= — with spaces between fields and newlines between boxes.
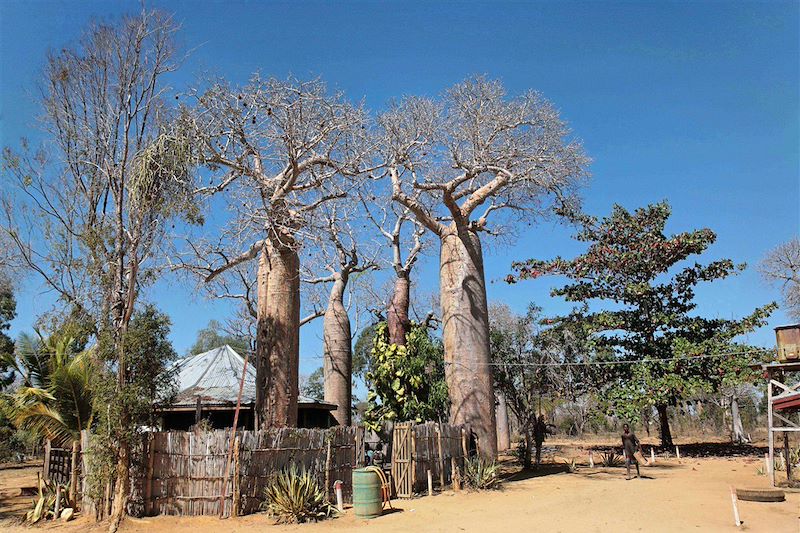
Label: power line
xmin=445 ymin=349 xmax=775 ymax=368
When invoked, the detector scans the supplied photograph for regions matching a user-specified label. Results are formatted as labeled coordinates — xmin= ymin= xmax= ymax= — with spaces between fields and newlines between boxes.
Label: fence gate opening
xmin=391 ymin=422 xmax=414 ymax=498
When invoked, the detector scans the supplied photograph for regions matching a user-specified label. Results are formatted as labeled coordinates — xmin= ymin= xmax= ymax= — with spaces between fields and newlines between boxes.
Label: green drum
xmin=352 ymin=468 xmax=383 ymax=519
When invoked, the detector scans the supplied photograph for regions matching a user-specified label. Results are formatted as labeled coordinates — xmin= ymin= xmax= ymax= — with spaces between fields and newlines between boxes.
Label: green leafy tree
xmin=510 ymin=202 xmax=775 ymax=446
xmin=88 ymin=305 xmax=178 ymax=509
xmin=188 ymin=320 xmax=251 ymax=355
xmin=0 ymin=279 xmax=16 ymax=389
xmin=490 ymin=303 xmax=598 ymax=467
xmin=300 ymin=367 xmax=325 ymax=401
xmin=363 ymin=322 xmax=448 ymax=433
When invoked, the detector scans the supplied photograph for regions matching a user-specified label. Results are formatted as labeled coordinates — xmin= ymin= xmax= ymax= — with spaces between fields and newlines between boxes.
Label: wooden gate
xmin=391 ymin=422 xmax=415 ymax=498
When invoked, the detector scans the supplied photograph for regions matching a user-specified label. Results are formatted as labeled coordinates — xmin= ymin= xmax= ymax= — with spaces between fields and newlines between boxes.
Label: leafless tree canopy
xmin=761 ymin=237 xmax=800 ymax=321
xmin=380 ymin=76 xmax=589 ymax=237
xmin=1 ymin=10 xmax=192 ymax=329
xmin=181 ymin=76 xmax=371 ymax=277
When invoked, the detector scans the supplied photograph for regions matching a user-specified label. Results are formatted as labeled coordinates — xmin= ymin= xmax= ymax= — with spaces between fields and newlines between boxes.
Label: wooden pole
xmin=219 ymin=349 xmax=250 ymax=518
xmin=325 ymin=438 xmax=332 ymax=503
xmin=436 ymin=424 xmax=445 ymax=489
xmin=427 ymin=469 xmax=433 ymax=496
xmin=451 ymin=457 xmax=460 ymax=491
xmin=232 ymin=435 xmax=241 ymax=517
xmin=145 ymin=433 xmax=155 ymax=516
xmin=784 ymin=431 xmax=792 ymax=483
xmin=44 ymin=440 xmax=51 ymax=481
xmin=54 ymin=484 xmax=61 ymax=521
xmin=69 ymin=440 xmax=79 ymax=505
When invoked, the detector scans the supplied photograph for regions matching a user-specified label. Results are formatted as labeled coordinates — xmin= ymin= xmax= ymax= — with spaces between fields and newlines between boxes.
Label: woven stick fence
xmin=78 ymin=426 xmax=363 ymax=518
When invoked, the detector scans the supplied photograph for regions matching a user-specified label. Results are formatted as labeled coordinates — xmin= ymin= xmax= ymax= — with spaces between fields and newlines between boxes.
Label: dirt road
xmin=3 ymin=455 xmax=797 ymax=533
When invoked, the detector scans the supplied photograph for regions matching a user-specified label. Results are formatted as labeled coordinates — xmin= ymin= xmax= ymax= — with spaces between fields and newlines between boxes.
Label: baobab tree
xmin=182 ymin=76 xmax=369 ymax=428
xmin=1 ymin=11 xmax=192 ymax=531
xmin=362 ymin=197 xmax=426 ymax=346
xmin=379 ymin=77 xmax=588 ymax=456
xmin=761 ymin=237 xmax=800 ymax=321
xmin=305 ymin=205 xmax=378 ymax=425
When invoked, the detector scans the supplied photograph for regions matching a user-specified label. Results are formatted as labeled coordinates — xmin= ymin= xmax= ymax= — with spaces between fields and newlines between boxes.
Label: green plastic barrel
xmin=352 ymin=468 xmax=383 ymax=519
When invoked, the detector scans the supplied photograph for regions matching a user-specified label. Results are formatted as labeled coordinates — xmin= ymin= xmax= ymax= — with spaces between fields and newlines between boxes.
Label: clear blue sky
xmin=1 ymin=1 xmax=798 ymax=379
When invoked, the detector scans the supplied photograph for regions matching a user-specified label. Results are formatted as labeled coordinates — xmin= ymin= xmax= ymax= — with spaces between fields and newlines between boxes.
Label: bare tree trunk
xmin=323 ymin=273 xmax=352 ymax=426
xmin=496 ymin=391 xmax=511 ymax=452
xmin=256 ymin=239 xmax=300 ymax=428
xmin=523 ymin=428 xmax=533 ymax=469
xmin=656 ymin=404 xmax=673 ymax=448
xmin=440 ymin=225 xmax=497 ymax=458
xmin=730 ymin=396 xmax=750 ymax=444
xmin=387 ymin=274 xmax=411 ymax=346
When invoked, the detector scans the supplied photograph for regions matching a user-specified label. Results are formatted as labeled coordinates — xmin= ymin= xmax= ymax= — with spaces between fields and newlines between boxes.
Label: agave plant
xmin=463 ymin=455 xmax=501 ymax=490
xmin=565 ymin=458 xmax=578 ymax=473
xmin=601 ymin=451 xmax=622 ymax=467
xmin=262 ymin=464 xmax=335 ymax=523
xmin=3 ymin=332 xmax=94 ymax=445
xmin=26 ymin=476 xmax=74 ymax=523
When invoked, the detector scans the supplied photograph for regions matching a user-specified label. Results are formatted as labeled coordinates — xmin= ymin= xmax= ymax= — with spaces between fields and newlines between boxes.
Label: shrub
xmin=26 ymin=477 xmax=74 ymax=523
xmin=463 ymin=455 xmax=501 ymax=490
xmin=262 ymin=464 xmax=335 ymax=523
xmin=601 ymin=451 xmax=622 ymax=467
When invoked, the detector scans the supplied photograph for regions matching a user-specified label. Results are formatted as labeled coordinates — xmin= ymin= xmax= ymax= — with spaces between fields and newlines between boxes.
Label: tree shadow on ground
xmin=585 ymin=441 xmax=767 ymax=458
xmin=501 ymin=463 xmax=571 ymax=483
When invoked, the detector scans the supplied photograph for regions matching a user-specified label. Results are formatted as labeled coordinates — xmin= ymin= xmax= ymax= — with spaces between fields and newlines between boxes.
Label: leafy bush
xmin=262 ymin=464 xmax=335 ymax=523
xmin=363 ymin=322 xmax=449 ymax=433
xmin=463 ymin=456 xmax=501 ymax=490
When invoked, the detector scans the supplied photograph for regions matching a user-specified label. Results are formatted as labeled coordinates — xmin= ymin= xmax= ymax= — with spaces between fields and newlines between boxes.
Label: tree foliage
xmin=510 ymin=202 xmax=776 ymax=446
xmin=0 ymin=279 xmax=16 ymax=389
xmin=188 ymin=320 xmax=251 ymax=355
xmin=300 ymin=367 xmax=324 ymax=401
xmin=363 ymin=322 xmax=448 ymax=433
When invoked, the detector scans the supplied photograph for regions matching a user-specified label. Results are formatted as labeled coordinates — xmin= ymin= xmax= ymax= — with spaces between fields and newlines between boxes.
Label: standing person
xmin=621 ymin=423 xmax=643 ymax=480
xmin=534 ymin=414 xmax=555 ymax=466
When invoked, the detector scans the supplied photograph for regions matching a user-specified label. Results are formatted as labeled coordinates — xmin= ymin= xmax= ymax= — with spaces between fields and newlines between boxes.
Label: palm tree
xmin=2 ymin=331 xmax=94 ymax=445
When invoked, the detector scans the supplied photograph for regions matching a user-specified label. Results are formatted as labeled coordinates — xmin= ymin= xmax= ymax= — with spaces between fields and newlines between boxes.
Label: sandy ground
xmin=2 ymin=447 xmax=798 ymax=532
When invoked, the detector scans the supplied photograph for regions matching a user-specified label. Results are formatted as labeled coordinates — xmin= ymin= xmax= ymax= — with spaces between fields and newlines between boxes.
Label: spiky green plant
xmin=463 ymin=456 xmax=501 ymax=490
xmin=601 ymin=451 xmax=622 ymax=467
xmin=25 ymin=477 xmax=73 ymax=523
xmin=566 ymin=458 xmax=578 ymax=473
xmin=262 ymin=465 xmax=335 ymax=523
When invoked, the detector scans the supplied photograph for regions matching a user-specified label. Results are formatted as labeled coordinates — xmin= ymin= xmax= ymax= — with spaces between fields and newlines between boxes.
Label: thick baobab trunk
xmin=255 ymin=240 xmax=300 ymax=428
xmin=387 ymin=274 xmax=411 ymax=346
xmin=730 ymin=396 xmax=750 ymax=444
xmin=496 ymin=391 xmax=511 ymax=452
xmin=323 ymin=273 xmax=352 ymax=426
xmin=439 ymin=225 xmax=497 ymax=458
xmin=656 ymin=404 xmax=673 ymax=448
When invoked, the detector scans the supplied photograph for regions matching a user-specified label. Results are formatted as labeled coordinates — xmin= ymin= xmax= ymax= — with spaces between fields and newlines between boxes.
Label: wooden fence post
xmin=451 ymin=457 xmax=460 ymax=491
xmin=436 ymin=424 xmax=445 ymax=489
xmin=145 ymin=433 xmax=155 ymax=516
xmin=324 ymin=436 xmax=332 ymax=503
xmin=69 ymin=441 xmax=79 ymax=505
xmin=232 ymin=435 xmax=240 ymax=517
xmin=461 ymin=427 xmax=468 ymax=461
xmin=411 ymin=424 xmax=417 ymax=491
xmin=44 ymin=440 xmax=51 ymax=481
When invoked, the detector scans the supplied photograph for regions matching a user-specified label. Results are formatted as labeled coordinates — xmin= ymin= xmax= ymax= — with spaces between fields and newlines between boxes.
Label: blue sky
xmin=1 ymin=1 xmax=798 ymax=380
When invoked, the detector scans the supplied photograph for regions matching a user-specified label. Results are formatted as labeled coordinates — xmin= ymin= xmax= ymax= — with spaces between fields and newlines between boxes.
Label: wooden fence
xmin=391 ymin=422 xmax=471 ymax=498
xmin=80 ymin=426 xmax=365 ymax=518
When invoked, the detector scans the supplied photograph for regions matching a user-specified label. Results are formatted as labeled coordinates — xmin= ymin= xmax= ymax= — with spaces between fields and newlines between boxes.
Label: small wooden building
xmin=158 ymin=345 xmax=337 ymax=430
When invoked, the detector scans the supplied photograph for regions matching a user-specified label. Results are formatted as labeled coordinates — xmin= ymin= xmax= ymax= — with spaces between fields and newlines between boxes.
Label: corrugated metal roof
xmin=169 ymin=345 xmax=330 ymax=408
